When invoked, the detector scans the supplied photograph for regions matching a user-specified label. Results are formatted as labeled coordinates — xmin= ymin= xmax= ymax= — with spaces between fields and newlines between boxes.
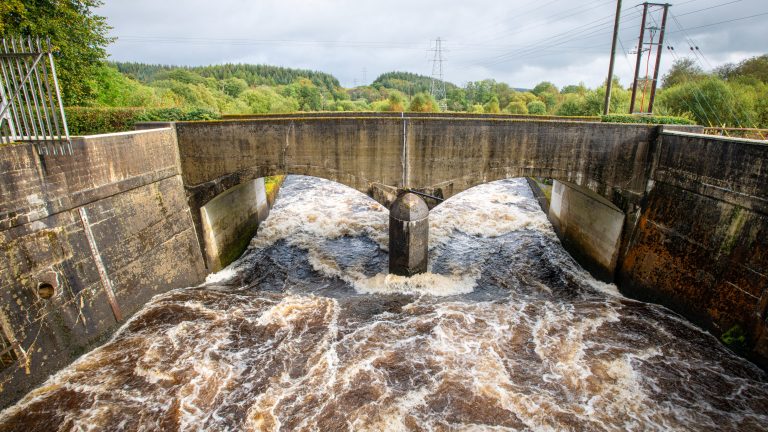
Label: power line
xmin=666 ymin=11 xmax=768 ymax=33
xmin=674 ymin=0 xmax=743 ymax=17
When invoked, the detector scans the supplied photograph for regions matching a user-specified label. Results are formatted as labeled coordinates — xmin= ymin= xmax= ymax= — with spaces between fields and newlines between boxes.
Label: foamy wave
xmin=250 ymin=177 xmax=388 ymax=250
xmin=352 ymin=272 xmax=477 ymax=296
xmin=430 ymin=180 xmax=554 ymax=248
xmin=204 ymin=266 xmax=238 ymax=284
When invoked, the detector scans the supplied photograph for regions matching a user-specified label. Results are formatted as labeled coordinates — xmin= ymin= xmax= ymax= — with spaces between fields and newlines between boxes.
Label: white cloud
xmin=98 ymin=0 xmax=768 ymax=88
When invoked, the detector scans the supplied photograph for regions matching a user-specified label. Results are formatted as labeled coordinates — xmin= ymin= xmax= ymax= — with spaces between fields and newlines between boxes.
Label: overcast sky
xmin=97 ymin=0 xmax=767 ymax=89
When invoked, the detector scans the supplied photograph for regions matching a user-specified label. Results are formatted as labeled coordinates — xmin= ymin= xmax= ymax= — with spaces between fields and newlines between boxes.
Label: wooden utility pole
xmin=629 ymin=3 xmax=649 ymax=114
xmin=629 ymin=2 xmax=670 ymax=114
xmin=647 ymin=4 xmax=669 ymax=113
xmin=603 ymin=0 xmax=623 ymax=115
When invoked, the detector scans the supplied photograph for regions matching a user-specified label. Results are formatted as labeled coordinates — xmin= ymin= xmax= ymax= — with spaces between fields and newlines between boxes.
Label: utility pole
xmin=429 ymin=37 xmax=447 ymax=110
xmin=629 ymin=3 xmax=649 ymax=114
xmin=629 ymin=2 xmax=670 ymax=114
xmin=603 ymin=0 xmax=623 ymax=115
xmin=647 ymin=4 xmax=669 ymax=113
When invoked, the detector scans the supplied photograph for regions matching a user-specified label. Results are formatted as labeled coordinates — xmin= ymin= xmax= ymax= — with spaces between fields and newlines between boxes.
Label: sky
xmin=97 ymin=0 xmax=767 ymax=89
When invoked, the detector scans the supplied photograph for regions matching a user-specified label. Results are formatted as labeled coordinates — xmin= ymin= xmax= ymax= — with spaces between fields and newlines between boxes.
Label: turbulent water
xmin=2 ymin=176 xmax=767 ymax=431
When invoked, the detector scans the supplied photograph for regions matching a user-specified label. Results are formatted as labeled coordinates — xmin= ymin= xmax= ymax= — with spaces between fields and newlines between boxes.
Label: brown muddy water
xmin=1 ymin=176 xmax=767 ymax=431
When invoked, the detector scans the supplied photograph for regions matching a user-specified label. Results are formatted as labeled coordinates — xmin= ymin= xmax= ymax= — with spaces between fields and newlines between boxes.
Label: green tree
xmin=561 ymin=83 xmax=588 ymax=95
xmin=484 ymin=95 xmax=501 ymax=113
xmin=88 ymin=64 xmax=159 ymax=107
xmin=1 ymin=0 xmax=113 ymax=105
xmin=470 ymin=104 xmax=484 ymax=113
xmin=446 ymin=87 xmax=467 ymax=111
xmin=387 ymin=92 xmax=406 ymax=111
xmin=506 ymin=100 xmax=528 ymax=114
xmin=719 ymin=54 xmax=768 ymax=84
xmin=222 ymin=77 xmax=248 ymax=97
xmin=532 ymin=81 xmax=558 ymax=96
xmin=555 ymin=94 xmax=589 ymax=116
xmin=527 ymin=100 xmax=546 ymax=115
xmin=662 ymin=58 xmax=705 ymax=88
xmin=409 ymin=92 xmax=439 ymax=112
xmin=657 ymin=76 xmax=756 ymax=127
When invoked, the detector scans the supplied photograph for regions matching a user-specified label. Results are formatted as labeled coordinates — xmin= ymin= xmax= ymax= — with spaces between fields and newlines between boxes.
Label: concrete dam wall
xmin=1 ymin=115 xmax=766 ymax=406
xmin=0 ymin=129 xmax=206 ymax=405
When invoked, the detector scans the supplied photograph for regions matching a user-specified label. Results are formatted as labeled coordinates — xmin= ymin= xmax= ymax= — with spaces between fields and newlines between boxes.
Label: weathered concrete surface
xmin=389 ymin=193 xmax=429 ymax=276
xmin=175 ymin=118 xmax=687 ymax=266
xmin=2 ymin=115 xmax=767 ymax=408
xmin=619 ymin=131 xmax=768 ymax=367
xmin=201 ymin=178 xmax=269 ymax=271
xmin=548 ymin=180 xmax=625 ymax=282
xmin=0 ymin=130 xmax=206 ymax=407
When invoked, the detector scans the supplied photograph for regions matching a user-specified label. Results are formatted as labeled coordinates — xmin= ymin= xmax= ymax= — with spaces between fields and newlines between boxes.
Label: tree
xmin=1 ymin=0 xmax=113 ymax=105
xmin=532 ymin=81 xmax=558 ymax=96
xmin=661 ymin=58 xmax=705 ymax=88
xmin=409 ymin=92 xmax=439 ymax=112
xmin=561 ymin=83 xmax=588 ymax=95
xmin=387 ymin=92 xmax=406 ymax=111
xmin=657 ymin=76 xmax=755 ymax=127
xmin=721 ymin=55 xmax=768 ymax=84
xmin=506 ymin=100 xmax=528 ymax=114
xmin=282 ymin=78 xmax=322 ymax=111
xmin=484 ymin=95 xmax=501 ymax=113
xmin=555 ymin=94 xmax=589 ymax=116
xmin=222 ymin=77 xmax=248 ymax=97
xmin=527 ymin=100 xmax=546 ymax=115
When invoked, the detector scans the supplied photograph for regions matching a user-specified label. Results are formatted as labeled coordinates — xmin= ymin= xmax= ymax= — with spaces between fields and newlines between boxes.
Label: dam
xmin=1 ymin=114 xmax=767 ymax=429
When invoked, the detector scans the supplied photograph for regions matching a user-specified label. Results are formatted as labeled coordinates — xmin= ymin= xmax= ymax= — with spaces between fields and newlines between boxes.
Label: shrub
xmin=600 ymin=114 xmax=695 ymax=125
xmin=66 ymin=106 xmax=222 ymax=135
xmin=66 ymin=107 xmax=145 ymax=135
xmin=527 ymin=100 xmax=547 ymax=115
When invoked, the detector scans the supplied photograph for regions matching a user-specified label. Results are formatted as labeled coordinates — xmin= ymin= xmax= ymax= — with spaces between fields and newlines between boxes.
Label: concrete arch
xmin=176 ymin=116 xmax=662 ymax=273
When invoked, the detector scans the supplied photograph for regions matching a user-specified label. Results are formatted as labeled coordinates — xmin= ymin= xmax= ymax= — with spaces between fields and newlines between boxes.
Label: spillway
xmin=1 ymin=176 xmax=766 ymax=431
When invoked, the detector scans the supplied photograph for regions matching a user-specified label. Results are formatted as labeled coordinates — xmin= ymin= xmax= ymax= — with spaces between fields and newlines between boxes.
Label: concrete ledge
xmin=0 ymin=128 xmax=181 ymax=231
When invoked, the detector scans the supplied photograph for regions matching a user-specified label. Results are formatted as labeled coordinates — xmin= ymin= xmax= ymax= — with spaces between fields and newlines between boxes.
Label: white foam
xmin=429 ymin=180 xmax=555 ymax=249
xmin=352 ymin=272 xmax=477 ymax=296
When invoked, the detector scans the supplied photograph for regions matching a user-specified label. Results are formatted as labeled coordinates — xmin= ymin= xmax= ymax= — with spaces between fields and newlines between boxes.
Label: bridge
xmin=0 ymin=113 xmax=766 ymax=405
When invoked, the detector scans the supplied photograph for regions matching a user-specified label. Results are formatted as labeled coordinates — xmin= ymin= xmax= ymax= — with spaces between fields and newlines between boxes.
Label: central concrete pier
xmin=389 ymin=193 xmax=429 ymax=276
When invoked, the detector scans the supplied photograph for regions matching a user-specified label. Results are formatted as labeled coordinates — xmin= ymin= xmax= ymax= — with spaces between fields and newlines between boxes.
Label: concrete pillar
xmin=389 ymin=193 xmax=429 ymax=276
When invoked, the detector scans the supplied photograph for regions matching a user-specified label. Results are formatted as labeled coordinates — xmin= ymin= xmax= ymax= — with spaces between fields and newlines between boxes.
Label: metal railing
xmin=0 ymin=37 xmax=71 ymax=154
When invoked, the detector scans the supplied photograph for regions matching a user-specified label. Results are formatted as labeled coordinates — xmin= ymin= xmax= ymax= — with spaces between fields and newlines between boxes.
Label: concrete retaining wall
xmin=0 ymin=129 xmax=206 ymax=406
xmin=618 ymin=131 xmax=768 ymax=366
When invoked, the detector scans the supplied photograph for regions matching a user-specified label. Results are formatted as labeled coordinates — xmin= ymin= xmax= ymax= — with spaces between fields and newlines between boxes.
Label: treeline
xmin=656 ymin=55 xmax=768 ymax=128
xmin=82 ymin=55 xmax=768 ymax=128
xmin=113 ymin=62 xmax=340 ymax=93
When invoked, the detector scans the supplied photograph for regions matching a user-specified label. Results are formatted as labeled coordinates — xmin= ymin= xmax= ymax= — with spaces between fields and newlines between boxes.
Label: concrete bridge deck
xmin=0 ymin=114 xmax=766 ymax=406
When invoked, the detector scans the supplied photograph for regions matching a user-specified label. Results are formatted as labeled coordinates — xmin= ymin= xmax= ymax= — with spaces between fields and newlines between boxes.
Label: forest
xmin=82 ymin=56 xmax=768 ymax=127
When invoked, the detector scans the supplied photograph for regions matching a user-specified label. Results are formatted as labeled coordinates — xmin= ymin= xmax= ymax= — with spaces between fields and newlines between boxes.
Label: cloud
xmin=97 ymin=0 xmax=768 ymax=88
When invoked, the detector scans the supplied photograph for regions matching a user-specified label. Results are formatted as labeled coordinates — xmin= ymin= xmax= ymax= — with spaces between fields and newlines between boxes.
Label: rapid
xmin=1 ymin=176 xmax=766 ymax=431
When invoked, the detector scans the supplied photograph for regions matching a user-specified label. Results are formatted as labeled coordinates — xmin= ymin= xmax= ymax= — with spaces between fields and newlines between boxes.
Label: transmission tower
xmin=429 ymin=37 xmax=447 ymax=110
